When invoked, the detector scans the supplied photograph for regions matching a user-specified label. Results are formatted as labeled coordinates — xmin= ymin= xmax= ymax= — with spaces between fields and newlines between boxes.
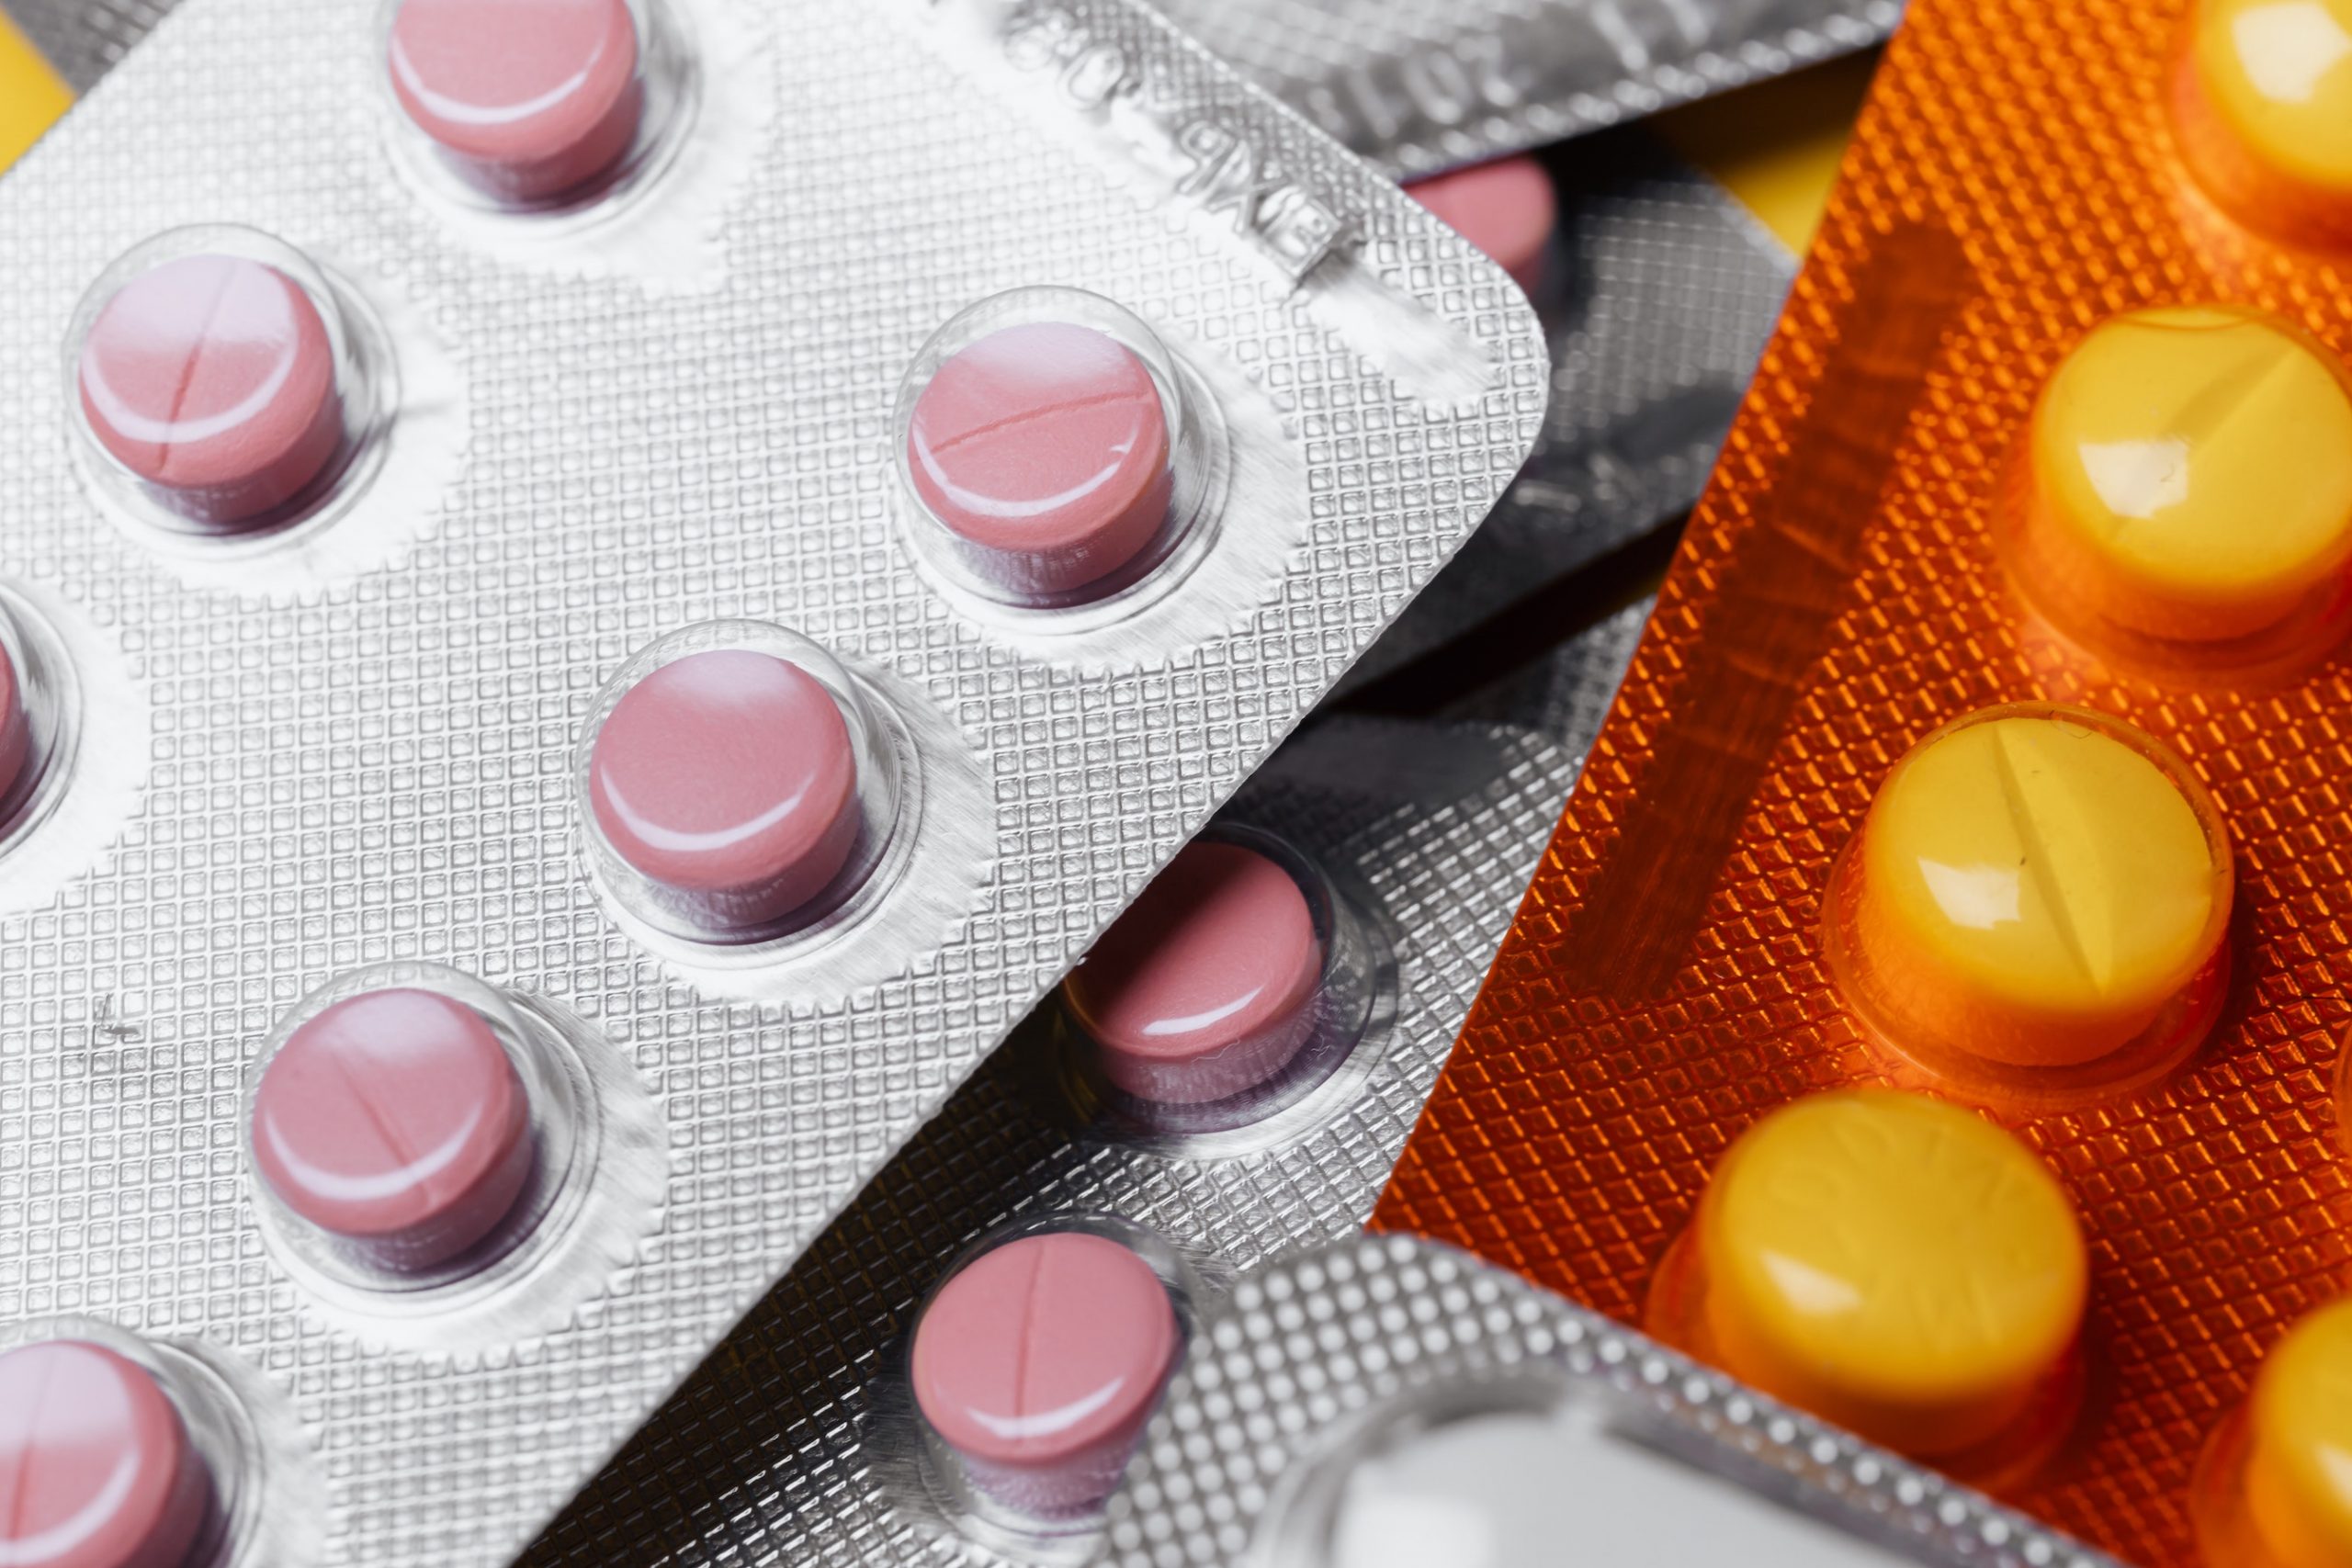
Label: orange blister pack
xmin=1374 ymin=0 xmax=2352 ymax=1564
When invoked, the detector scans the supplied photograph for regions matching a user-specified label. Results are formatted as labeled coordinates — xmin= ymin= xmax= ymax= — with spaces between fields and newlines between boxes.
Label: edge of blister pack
xmin=519 ymin=699 xmax=1598 ymax=1566
xmin=0 ymin=0 xmax=1550 ymax=1562
xmin=1143 ymin=0 xmax=1899 ymax=177
xmin=1096 ymin=1233 xmax=2120 ymax=1568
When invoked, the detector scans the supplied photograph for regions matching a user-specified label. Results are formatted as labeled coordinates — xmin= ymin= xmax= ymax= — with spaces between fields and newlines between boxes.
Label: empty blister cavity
xmin=1820 ymin=703 xmax=2234 ymax=1111
xmin=65 ymin=227 xmax=395 ymax=541
xmin=898 ymin=1217 xmax=1195 ymax=1552
xmin=896 ymin=288 xmax=1229 ymax=616
xmin=1267 ymin=1376 xmax=1928 ymax=1568
xmin=378 ymin=0 xmax=696 ymax=216
xmin=0 ymin=1321 xmax=324 ymax=1568
xmin=1645 ymin=1089 xmax=2090 ymax=1489
xmin=576 ymin=620 xmax=910 ymax=950
xmin=242 ymin=962 xmax=662 ymax=1348
xmin=1054 ymin=827 xmax=1386 ymax=1140
xmin=2171 ymin=0 xmax=2352 ymax=252
xmin=1996 ymin=303 xmax=2352 ymax=682
xmin=2193 ymin=1295 xmax=2352 ymax=1568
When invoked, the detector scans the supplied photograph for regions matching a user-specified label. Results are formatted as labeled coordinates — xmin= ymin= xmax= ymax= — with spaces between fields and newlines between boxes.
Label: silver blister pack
xmin=3 ymin=0 xmax=166 ymax=90
xmin=1143 ymin=0 xmax=1897 ymax=177
xmin=520 ymin=703 xmax=1589 ymax=1565
xmin=1345 ymin=133 xmax=1787 ymax=694
xmin=0 ymin=0 xmax=1551 ymax=1562
xmin=1099 ymin=1233 xmax=2116 ymax=1568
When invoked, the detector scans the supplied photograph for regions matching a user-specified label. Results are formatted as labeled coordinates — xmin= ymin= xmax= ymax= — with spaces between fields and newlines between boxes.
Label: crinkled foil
xmin=0 ymin=0 xmax=1549 ymax=1562
xmin=1101 ymin=1234 xmax=2120 ymax=1568
xmin=522 ymin=707 xmax=1586 ymax=1565
xmin=1144 ymin=0 xmax=1897 ymax=176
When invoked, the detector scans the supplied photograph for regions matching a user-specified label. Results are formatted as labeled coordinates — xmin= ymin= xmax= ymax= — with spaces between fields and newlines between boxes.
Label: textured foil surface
xmin=0 ymin=1 xmax=1549 ymax=1562
xmin=1143 ymin=0 xmax=1897 ymax=176
xmin=1375 ymin=0 xmax=2352 ymax=1562
xmin=1 ymin=0 xmax=164 ymax=90
xmin=519 ymin=707 xmax=1586 ymax=1565
xmin=1099 ymin=1234 xmax=2117 ymax=1568
xmin=1340 ymin=130 xmax=1788 ymax=694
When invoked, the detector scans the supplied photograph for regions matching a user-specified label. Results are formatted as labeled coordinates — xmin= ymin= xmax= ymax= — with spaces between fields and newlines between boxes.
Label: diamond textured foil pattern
xmin=0 ymin=1 xmax=1550 ymax=1562
xmin=1144 ymin=0 xmax=1896 ymax=176
xmin=1100 ymin=1234 xmax=2113 ymax=1568
xmin=1342 ymin=130 xmax=1788 ymax=694
xmin=1376 ymin=0 xmax=2352 ymax=1562
xmin=519 ymin=715 xmax=1581 ymax=1565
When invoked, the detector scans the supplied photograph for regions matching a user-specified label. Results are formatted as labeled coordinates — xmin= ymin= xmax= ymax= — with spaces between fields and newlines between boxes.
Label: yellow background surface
xmin=0 ymin=8 xmax=71 ymax=173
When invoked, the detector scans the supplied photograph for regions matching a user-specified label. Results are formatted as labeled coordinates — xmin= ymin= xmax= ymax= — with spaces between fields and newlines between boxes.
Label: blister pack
xmin=2 ymin=0 xmax=161 ymax=90
xmin=1342 ymin=132 xmax=1791 ymax=694
xmin=0 ymin=0 xmax=1552 ymax=1562
xmin=1377 ymin=0 xmax=2352 ymax=1562
xmin=1097 ymin=1233 xmax=2107 ymax=1568
xmin=518 ymin=689 xmax=1603 ymax=1565
xmin=1143 ymin=0 xmax=1895 ymax=179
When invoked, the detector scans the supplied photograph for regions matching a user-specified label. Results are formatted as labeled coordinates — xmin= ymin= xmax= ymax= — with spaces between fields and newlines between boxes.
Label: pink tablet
xmin=1407 ymin=156 xmax=1558 ymax=297
xmin=908 ymin=322 xmax=1173 ymax=597
xmin=588 ymin=649 xmax=861 ymax=932
xmin=1062 ymin=839 xmax=1324 ymax=1108
xmin=388 ymin=0 xmax=645 ymax=205
xmin=0 ymin=638 xmax=32 ymax=807
xmin=77 ymin=254 xmax=343 ymax=527
xmin=910 ymin=1232 xmax=1179 ymax=1517
xmin=0 ymin=1340 xmax=212 ymax=1568
xmin=251 ymin=987 xmax=535 ymax=1271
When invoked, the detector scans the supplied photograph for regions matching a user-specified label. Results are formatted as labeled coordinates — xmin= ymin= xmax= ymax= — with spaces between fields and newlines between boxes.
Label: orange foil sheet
xmin=1372 ymin=0 xmax=2352 ymax=1563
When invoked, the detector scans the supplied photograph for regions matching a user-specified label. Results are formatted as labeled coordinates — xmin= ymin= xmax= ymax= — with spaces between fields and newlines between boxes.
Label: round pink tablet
xmin=252 ymin=987 xmax=535 ymax=1271
xmin=1408 ymin=156 xmax=1558 ymax=297
xmin=0 ymin=1340 xmax=211 ymax=1568
xmin=588 ymin=649 xmax=861 ymax=932
xmin=908 ymin=322 xmax=1174 ymax=597
xmin=910 ymin=1232 xmax=1179 ymax=1517
xmin=77 ymin=254 xmax=343 ymax=527
xmin=1063 ymin=839 xmax=1324 ymax=1108
xmin=388 ymin=0 xmax=645 ymax=205
xmin=0 ymin=638 xmax=33 ymax=807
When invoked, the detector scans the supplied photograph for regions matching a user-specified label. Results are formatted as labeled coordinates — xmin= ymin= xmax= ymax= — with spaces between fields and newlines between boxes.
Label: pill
xmin=587 ymin=649 xmax=861 ymax=933
xmin=0 ymin=637 xmax=31 ymax=808
xmin=1407 ymin=155 xmax=1559 ymax=297
xmin=2175 ymin=0 xmax=2352 ymax=251
xmin=1837 ymin=707 xmax=2230 ymax=1072
xmin=388 ymin=0 xmax=644 ymax=206
xmin=0 ymin=1339 xmax=211 ymax=1568
xmin=907 ymin=321 xmax=1174 ymax=598
xmin=910 ymin=1231 xmax=1178 ymax=1517
xmin=1061 ymin=839 xmax=1323 ymax=1110
xmin=2016 ymin=303 xmax=2352 ymax=648
xmin=1684 ymin=1089 xmax=2087 ymax=1461
xmin=251 ymin=987 xmax=535 ymax=1271
xmin=2238 ymin=1298 xmax=2352 ymax=1568
xmin=76 ymin=254 xmax=343 ymax=528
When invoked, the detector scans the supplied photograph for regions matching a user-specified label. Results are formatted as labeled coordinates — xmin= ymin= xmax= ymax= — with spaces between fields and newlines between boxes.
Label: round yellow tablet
xmin=2245 ymin=1299 xmax=2352 ymax=1568
xmin=2179 ymin=0 xmax=2352 ymax=246
xmin=2025 ymin=304 xmax=2352 ymax=645
xmin=1853 ymin=708 xmax=2229 ymax=1069
xmin=1695 ymin=1089 xmax=2088 ymax=1458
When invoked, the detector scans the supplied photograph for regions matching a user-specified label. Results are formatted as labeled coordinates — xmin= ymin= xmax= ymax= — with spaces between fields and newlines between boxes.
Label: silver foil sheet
xmin=1144 ymin=0 xmax=1898 ymax=176
xmin=1342 ymin=131 xmax=1788 ymax=694
xmin=0 ymin=0 xmax=1550 ymax=1562
xmin=1100 ymin=1233 xmax=2120 ymax=1568
xmin=520 ymin=706 xmax=1588 ymax=1565
xmin=2 ymin=0 xmax=166 ymax=90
